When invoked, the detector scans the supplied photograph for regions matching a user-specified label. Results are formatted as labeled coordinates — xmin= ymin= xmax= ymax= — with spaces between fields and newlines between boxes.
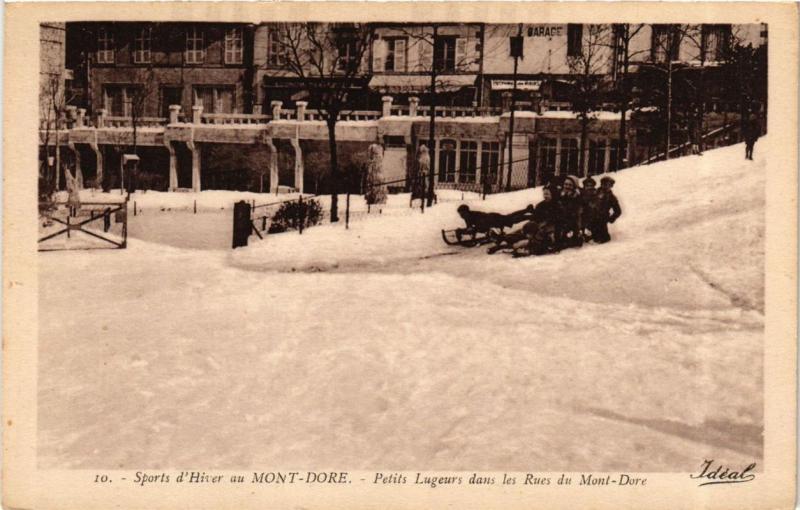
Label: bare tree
xmin=392 ymin=24 xmax=482 ymax=205
xmin=566 ymin=24 xmax=613 ymax=175
xmin=268 ymin=22 xmax=374 ymax=222
xmin=40 ymin=74 xmax=76 ymax=198
xmin=608 ymin=24 xmax=647 ymax=169
xmin=640 ymin=24 xmax=696 ymax=160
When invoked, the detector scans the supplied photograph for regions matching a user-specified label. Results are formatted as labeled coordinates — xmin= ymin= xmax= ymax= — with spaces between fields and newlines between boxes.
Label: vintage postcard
xmin=3 ymin=2 xmax=798 ymax=509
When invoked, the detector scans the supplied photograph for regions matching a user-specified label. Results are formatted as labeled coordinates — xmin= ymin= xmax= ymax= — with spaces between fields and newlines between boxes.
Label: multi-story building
xmin=66 ymin=22 xmax=256 ymax=118
xmin=48 ymin=22 xmax=766 ymax=194
xmin=40 ymin=22 xmax=68 ymax=122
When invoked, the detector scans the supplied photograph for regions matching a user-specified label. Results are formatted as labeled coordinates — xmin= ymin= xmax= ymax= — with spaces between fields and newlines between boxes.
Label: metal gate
xmin=38 ymin=200 xmax=128 ymax=251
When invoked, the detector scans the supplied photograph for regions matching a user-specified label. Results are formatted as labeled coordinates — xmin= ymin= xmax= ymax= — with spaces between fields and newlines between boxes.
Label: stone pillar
xmin=90 ymin=140 xmax=104 ymax=189
xmin=271 ymin=101 xmax=283 ymax=120
xmin=409 ymin=97 xmax=420 ymax=117
xmin=65 ymin=106 xmax=77 ymax=128
xmin=382 ymin=96 xmax=393 ymax=117
xmin=192 ymin=104 xmax=203 ymax=124
xmin=169 ymin=104 xmax=181 ymax=124
xmin=290 ymin=137 xmax=304 ymax=193
xmin=164 ymin=140 xmax=178 ymax=190
xmin=264 ymin=137 xmax=279 ymax=193
xmin=475 ymin=140 xmax=483 ymax=183
xmin=68 ymin=141 xmax=83 ymax=188
xmin=295 ymin=101 xmax=308 ymax=122
xmin=187 ymin=140 xmax=201 ymax=192
xmin=76 ymin=108 xmax=86 ymax=128
xmin=96 ymin=109 xmax=106 ymax=128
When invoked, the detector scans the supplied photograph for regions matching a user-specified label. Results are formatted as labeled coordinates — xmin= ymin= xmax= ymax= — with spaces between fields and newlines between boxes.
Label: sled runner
xmin=441 ymin=228 xmax=496 ymax=247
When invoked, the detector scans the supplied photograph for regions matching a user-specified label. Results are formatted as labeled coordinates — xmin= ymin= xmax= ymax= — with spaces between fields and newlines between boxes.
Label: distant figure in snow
xmin=588 ymin=176 xmax=622 ymax=244
xmin=412 ymin=144 xmax=430 ymax=200
xmin=64 ymin=165 xmax=82 ymax=217
xmin=364 ymin=143 xmax=387 ymax=205
xmin=743 ymin=116 xmax=761 ymax=160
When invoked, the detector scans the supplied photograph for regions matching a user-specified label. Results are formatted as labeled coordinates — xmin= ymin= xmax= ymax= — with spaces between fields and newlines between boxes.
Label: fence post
xmin=232 ymin=200 xmax=251 ymax=249
xmin=298 ymin=195 xmax=304 ymax=234
xmin=346 ymin=191 xmax=351 ymax=229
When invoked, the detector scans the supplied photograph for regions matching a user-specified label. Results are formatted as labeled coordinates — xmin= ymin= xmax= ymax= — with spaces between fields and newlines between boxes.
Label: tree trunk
xmin=327 ymin=118 xmax=339 ymax=222
xmin=426 ymin=25 xmax=439 ymax=208
xmin=579 ymin=117 xmax=588 ymax=177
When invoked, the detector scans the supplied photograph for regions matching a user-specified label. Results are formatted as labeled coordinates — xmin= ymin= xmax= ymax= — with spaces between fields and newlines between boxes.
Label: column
xmin=382 ymin=96 xmax=393 ymax=117
xmin=264 ymin=137 xmax=279 ymax=194
xmin=409 ymin=97 xmax=419 ymax=117
xmin=271 ymin=101 xmax=283 ymax=120
xmin=453 ymin=139 xmax=461 ymax=183
xmin=290 ymin=137 xmax=304 ymax=194
xmin=90 ymin=139 xmax=104 ymax=189
xmin=68 ymin=141 xmax=83 ymax=188
xmin=76 ymin=108 xmax=86 ymax=128
xmin=475 ymin=140 xmax=483 ymax=184
xmin=187 ymin=140 xmax=201 ymax=192
xmin=192 ymin=104 xmax=204 ymax=124
xmin=603 ymin=139 xmax=611 ymax=174
xmin=295 ymin=101 xmax=308 ymax=122
xmin=554 ymin=137 xmax=562 ymax=176
xmin=169 ymin=104 xmax=182 ymax=124
xmin=164 ymin=140 xmax=178 ymax=190
xmin=96 ymin=108 xmax=106 ymax=128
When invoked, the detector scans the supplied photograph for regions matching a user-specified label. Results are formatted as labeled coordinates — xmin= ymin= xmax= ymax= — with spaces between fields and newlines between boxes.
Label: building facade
xmin=45 ymin=22 xmax=766 ymax=194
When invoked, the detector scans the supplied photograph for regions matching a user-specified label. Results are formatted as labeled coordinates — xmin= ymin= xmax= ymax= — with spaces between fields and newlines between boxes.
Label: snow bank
xmin=38 ymin=140 xmax=766 ymax=470
xmin=234 ymin=140 xmax=765 ymax=310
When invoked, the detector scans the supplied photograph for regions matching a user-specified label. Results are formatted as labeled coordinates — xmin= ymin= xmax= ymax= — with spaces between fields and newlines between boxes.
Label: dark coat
xmin=557 ymin=191 xmax=583 ymax=230
xmin=744 ymin=118 xmax=761 ymax=144
xmin=595 ymin=190 xmax=622 ymax=224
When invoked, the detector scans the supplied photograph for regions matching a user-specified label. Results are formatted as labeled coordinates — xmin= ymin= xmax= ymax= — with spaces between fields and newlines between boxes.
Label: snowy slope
xmin=38 ymin=141 xmax=764 ymax=471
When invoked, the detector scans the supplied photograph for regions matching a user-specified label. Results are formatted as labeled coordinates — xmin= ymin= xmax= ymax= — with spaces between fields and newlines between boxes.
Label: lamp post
xmin=506 ymin=24 xmax=523 ymax=191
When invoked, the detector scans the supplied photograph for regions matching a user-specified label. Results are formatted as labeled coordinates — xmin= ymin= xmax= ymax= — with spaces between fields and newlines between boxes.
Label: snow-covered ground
xmin=38 ymin=141 xmax=764 ymax=471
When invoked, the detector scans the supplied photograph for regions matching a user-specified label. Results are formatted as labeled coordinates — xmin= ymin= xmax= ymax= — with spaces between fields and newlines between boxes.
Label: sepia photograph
xmin=4 ymin=2 xmax=797 ymax=509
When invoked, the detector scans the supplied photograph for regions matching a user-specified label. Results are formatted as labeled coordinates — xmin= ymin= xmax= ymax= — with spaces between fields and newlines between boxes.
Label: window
xmin=651 ymin=24 xmax=680 ymax=63
xmin=537 ymin=138 xmax=558 ymax=185
xmin=268 ymin=29 xmax=286 ymax=67
xmin=193 ymin=86 xmax=234 ymax=113
xmin=160 ymin=87 xmax=183 ymax=118
xmin=480 ymin=142 xmax=500 ymax=185
xmin=567 ymin=24 xmax=583 ymax=58
xmin=104 ymin=85 xmax=143 ymax=117
xmin=385 ymin=38 xmax=407 ymax=72
xmin=438 ymin=140 xmax=457 ymax=183
xmin=97 ymin=26 xmax=115 ymax=64
xmin=336 ymin=37 xmax=359 ymax=72
xmin=434 ymin=36 xmax=456 ymax=72
xmin=559 ymin=138 xmax=579 ymax=175
xmin=608 ymin=139 xmax=626 ymax=171
xmin=459 ymin=141 xmax=478 ymax=183
xmin=702 ymin=24 xmax=731 ymax=62
xmin=224 ymin=27 xmax=244 ymax=64
xmin=588 ymin=139 xmax=606 ymax=175
xmin=185 ymin=26 xmax=205 ymax=64
xmin=133 ymin=27 xmax=152 ymax=64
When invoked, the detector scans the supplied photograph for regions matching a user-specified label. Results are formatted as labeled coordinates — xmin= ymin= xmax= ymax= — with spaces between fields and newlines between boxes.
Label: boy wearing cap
xmin=580 ymin=176 xmax=599 ymax=241
xmin=589 ymin=177 xmax=622 ymax=244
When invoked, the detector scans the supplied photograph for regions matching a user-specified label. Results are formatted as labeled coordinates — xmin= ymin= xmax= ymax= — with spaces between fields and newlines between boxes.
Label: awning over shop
xmin=368 ymin=74 xmax=478 ymax=94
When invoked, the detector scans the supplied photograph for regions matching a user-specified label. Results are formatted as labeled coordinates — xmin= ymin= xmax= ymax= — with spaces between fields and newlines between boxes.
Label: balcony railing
xmin=201 ymin=113 xmax=270 ymax=125
xmin=104 ymin=116 xmax=168 ymax=128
